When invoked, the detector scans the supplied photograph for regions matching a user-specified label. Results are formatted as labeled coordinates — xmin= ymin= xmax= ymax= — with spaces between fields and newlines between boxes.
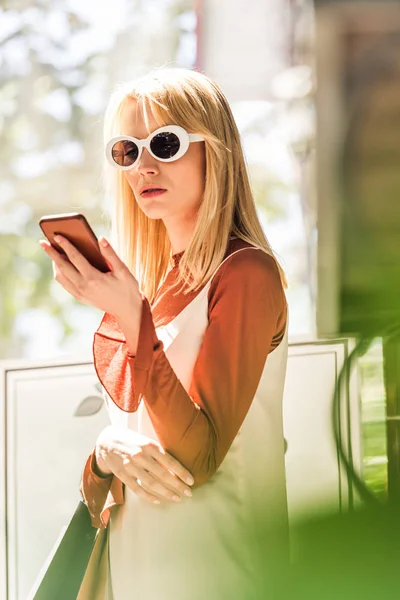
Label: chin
xmin=142 ymin=211 xmax=165 ymax=220
xmin=139 ymin=205 xmax=170 ymax=220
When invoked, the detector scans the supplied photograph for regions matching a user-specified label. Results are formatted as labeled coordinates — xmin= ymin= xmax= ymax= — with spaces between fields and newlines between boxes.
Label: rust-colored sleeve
xmin=80 ymin=448 xmax=124 ymax=529
xmin=142 ymin=250 xmax=286 ymax=485
xmin=93 ymin=249 xmax=286 ymax=486
xmin=81 ymin=306 xmax=160 ymax=527
xmin=93 ymin=298 xmax=162 ymax=412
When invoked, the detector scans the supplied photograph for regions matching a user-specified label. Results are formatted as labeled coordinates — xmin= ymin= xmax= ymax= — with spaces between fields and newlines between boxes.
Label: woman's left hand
xmin=39 ymin=235 xmax=142 ymax=320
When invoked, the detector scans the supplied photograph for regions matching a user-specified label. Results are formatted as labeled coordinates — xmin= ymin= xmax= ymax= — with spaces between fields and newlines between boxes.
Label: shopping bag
xmin=77 ymin=525 xmax=109 ymax=600
xmin=27 ymin=501 xmax=100 ymax=600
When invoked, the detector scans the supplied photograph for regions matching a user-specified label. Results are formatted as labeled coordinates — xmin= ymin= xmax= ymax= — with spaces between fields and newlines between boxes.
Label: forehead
xmin=119 ymin=98 xmax=166 ymax=138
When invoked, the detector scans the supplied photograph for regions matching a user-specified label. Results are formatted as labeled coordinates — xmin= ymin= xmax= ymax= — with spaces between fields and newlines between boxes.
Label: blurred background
xmin=0 ymin=0 xmax=316 ymax=357
xmin=2 ymin=0 xmax=400 ymax=598
xmin=0 ymin=0 xmax=387 ymax=495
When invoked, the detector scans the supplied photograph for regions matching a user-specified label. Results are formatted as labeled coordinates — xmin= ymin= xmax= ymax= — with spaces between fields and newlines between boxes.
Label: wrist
xmin=114 ymin=292 xmax=143 ymax=326
xmin=115 ymin=296 xmax=143 ymax=356
xmin=94 ymin=431 xmax=113 ymax=478
xmin=93 ymin=446 xmax=113 ymax=478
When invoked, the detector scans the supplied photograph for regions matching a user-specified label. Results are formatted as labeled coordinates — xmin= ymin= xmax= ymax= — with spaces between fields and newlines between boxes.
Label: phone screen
xmin=39 ymin=213 xmax=111 ymax=273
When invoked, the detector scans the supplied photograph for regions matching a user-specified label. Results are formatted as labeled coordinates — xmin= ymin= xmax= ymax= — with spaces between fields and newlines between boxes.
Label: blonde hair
xmin=103 ymin=67 xmax=288 ymax=301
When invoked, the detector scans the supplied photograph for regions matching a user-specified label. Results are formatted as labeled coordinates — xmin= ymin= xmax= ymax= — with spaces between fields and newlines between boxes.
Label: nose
xmin=134 ymin=148 xmax=159 ymax=176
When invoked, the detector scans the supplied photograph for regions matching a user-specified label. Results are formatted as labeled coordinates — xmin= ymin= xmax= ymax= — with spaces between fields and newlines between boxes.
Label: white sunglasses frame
xmin=105 ymin=125 xmax=204 ymax=170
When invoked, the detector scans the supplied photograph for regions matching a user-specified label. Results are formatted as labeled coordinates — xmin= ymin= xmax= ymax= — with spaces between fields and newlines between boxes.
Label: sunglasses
xmin=105 ymin=125 xmax=205 ymax=170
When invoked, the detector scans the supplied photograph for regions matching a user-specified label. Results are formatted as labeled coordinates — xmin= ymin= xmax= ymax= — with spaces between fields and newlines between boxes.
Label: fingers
xmin=52 ymin=235 xmax=96 ymax=279
xmin=40 ymin=239 xmax=77 ymax=274
xmin=40 ymin=240 xmax=89 ymax=301
xmin=121 ymin=470 xmax=182 ymax=505
xmin=98 ymin=237 xmax=129 ymax=277
xmin=116 ymin=452 xmax=194 ymax=504
xmin=39 ymin=239 xmax=85 ymax=290
xmin=132 ymin=468 xmax=188 ymax=503
xmin=107 ymin=459 xmax=161 ymax=505
xmin=146 ymin=458 xmax=193 ymax=498
xmin=39 ymin=242 xmax=79 ymax=296
xmin=127 ymin=477 xmax=163 ymax=506
xmin=53 ymin=269 xmax=84 ymax=301
xmin=150 ymin=446 xmax=194 ymax=486
xmin=104 ymin=430 xmax=195 ymax=506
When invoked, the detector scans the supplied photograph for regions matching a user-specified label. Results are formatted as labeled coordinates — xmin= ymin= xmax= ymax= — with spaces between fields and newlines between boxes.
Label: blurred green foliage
xmin=358 ymin=340 xmax=388 ymax=501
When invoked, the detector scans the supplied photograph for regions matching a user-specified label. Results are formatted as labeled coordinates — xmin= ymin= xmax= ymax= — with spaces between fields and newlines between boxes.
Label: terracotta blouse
xmin=80 ymin=238 xmax=288 ymax=528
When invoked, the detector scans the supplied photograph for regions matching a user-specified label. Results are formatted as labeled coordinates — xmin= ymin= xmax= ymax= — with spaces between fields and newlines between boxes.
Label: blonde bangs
xmin=103 ymin=68 xmax=288 ymax=302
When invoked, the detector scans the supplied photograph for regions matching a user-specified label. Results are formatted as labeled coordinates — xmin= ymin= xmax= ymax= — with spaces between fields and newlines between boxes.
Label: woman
xmin=40 ymin=67 xmax=289 ymax=599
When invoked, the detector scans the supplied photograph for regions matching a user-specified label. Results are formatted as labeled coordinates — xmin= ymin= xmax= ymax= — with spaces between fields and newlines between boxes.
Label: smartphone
xmin=39 ymin=212 xmax=111 ymax=273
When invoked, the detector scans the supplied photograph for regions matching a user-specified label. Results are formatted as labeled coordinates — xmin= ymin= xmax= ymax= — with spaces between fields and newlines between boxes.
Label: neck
xmin=163 ymin=216 xmax=196 ymax=255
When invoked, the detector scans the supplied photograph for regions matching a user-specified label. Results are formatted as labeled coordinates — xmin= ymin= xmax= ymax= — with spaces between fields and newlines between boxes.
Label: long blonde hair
xmin=103 ymin=67 xmax=288 ymax=302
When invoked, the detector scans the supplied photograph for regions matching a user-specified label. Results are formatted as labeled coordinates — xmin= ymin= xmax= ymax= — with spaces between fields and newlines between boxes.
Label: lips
xmin=140 ymin=186 xmax=166 ymax=195
xmin=142 ymin=189 xmax=165 ymax=195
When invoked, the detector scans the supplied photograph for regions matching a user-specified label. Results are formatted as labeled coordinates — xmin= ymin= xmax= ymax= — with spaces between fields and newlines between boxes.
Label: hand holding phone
xmin=38 ymin=212 xmax=143 ymax=349
xmin=39 ymin=212 xmax=110 ymax=273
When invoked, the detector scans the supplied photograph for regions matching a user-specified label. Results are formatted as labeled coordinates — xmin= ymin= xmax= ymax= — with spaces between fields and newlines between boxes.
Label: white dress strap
xmin=156 ymin=247 xmax=266 ymax=344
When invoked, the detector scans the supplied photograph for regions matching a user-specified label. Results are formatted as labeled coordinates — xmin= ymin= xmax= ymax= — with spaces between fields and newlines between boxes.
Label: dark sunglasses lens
xmin=111 ymin=140 xmax=139 ymax=166
xmin=150 ymin=131 xmax=180 ymax=159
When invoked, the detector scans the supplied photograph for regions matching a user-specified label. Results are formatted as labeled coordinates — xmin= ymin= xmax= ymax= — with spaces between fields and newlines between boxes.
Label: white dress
xmin=104 ymin=248 xmax=289 ymax=599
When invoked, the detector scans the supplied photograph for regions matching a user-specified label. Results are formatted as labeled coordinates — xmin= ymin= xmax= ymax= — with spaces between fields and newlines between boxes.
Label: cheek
xmin=123 ymin=172 xmax=143 ymax=210
xmin=123 ymin=171 xmax=138 ymax=190
xmin=176 ymin=147 xmax=206 ymax=197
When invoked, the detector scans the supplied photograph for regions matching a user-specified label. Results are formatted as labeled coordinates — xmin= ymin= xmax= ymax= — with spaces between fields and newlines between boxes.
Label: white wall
xmin=199 ymin=0 xmax=291 ymax=101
